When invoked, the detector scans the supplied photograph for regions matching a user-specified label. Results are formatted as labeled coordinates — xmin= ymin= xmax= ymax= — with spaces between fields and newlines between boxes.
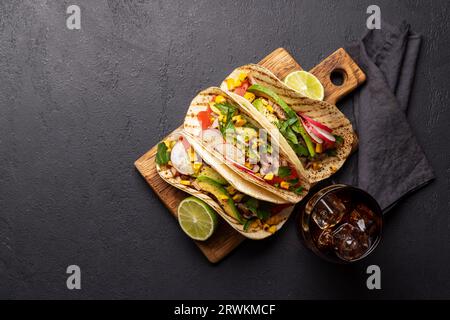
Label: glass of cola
xmin=298 ymin=184 xmax=383 ymax=263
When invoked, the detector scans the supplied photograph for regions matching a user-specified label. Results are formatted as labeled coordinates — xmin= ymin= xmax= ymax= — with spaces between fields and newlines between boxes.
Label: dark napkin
xmin=334 ymin=21 xmax=434 ymax=212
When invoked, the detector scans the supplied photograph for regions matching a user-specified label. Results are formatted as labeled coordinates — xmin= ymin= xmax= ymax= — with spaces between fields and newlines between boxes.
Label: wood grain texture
xmin=134 ymin=47 xmax=365 ymax=263
xmin=310 ymin=48 xmax=366 ymax=105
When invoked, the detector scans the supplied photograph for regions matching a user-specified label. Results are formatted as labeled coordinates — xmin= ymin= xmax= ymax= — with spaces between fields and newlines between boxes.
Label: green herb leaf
xmin=256 ymin=208 xmax=270 ymax=221
xmin=286 ymin=117 xmax=298 ymax=126
xmin=291 ymin=121 xmax=302 ymax=133
xmin=155 ymin=142 xmax=170 ymax=165
xmin=334 ymin=135 xmax=344 ymax=144
xmin=245 ymin=198 xmax=259 ymax=215
xmin=284 ymin=126 xmax=298 ymax=144
xmin=243 ymin=218 xmax=254 ymax=231
xmin=294 ymin=186 xmax=304 ymax=194
xmin=288 ymin=177 xmax=299 ymax=184
xmin=214 ymin=102 xmax=236 ymax=115
xmin=277 ymin=166 xmax=291 ymax=178
xmin=290 ymin=142 xmax=309 ymax=157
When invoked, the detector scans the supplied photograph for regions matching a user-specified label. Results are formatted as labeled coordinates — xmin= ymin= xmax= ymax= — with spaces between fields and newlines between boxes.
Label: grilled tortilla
xmin=155 ymin=129 xmax=294 ymax=239
xmin=221 ymin=64 xmax=354 ymax=183
xmin=183 ymin=87 xmax=310 ymax=204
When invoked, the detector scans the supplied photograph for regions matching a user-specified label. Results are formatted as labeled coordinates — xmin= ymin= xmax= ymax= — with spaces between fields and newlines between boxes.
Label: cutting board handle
xmin=259 ymin=48 xmax=366 ymax=105
xmin=310 ymin=48 xmax=366 ymax=105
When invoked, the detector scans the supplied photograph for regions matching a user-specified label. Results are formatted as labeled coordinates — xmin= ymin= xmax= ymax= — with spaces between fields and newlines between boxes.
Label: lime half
xmin=177 ymin=196 xmax=218 ymax=241
xmin=284 ymin=70 xmax=324 ymax=101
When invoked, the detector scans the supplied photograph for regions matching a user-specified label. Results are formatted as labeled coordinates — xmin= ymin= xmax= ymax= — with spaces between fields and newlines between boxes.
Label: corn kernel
xmin=234 ymin=79 xmax=242 ymax=87
xmin=226 ymin=186 xmax=236 ymax=195
xmin=261 ymin=99 xmax=268 ymax=105
xmin=244 ymin=92 xmax=255 ymax=102
xmin=163 ymin=140 xmax=171 ymax=149
xmin=280 ymin=181 xmax=290 ymax=189
xmin=180 ymin=180 xmax=191 ymax=186
xmin=312 ymin=162 xmax=322 ymax=170
xmin=266 ymin=104 xmax=273 ymax=113
xmin=232 ymin=194 xmax=244 ymax=202
xmin=244 ymin=162 xmax=252 ymax=169
xmin=264 ymin=173 xmax=274 ymax=181
xmin=226 ymin=78 xmax=236 ymax=90
xmin=263 ymin=224 xmax=270 ymax=231
xmin=232 ymin=115 xmax=242 ymax=122
xmin=238 ymin=72 xmax=248 ymax=82
xmin=315 ymin=143 xmax=323 ymax=153
xmin=235 ymin=119 xmax=247 ymax=127
xmin=268 ymin=225 xmax=277 ymax=233
xmin=218 ymin=194 xmax=229 ymax=201
xmin=188 ymin=148 xmax=196 ymax=161
xmin=193 ymin=162 xmax=202 ymax=172
xmin=215 ymin=95 xmax=226 ymax=104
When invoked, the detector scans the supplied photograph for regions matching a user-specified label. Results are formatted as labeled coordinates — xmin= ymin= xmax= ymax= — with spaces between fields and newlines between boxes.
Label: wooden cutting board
xmin=135 ymin=48 xmax=366 ymax=263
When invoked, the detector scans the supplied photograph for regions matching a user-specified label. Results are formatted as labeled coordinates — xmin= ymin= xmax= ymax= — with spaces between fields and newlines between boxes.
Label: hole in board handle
xmin=330 ymin=69 xmax=347 ymax=86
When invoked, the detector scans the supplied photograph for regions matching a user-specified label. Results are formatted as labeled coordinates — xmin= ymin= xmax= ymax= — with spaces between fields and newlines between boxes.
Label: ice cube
xmin=312 ymin=193 xmax=347 ymax=229
xmin=349 ymin=209 xmax=366 ymax=232
xmin=349 ymin=204 xmax=378 ymax=235
xmin=333 ymin=223 xmax=370 ymax=261
xmin=317 ymin=228 xmax=333 ymax=249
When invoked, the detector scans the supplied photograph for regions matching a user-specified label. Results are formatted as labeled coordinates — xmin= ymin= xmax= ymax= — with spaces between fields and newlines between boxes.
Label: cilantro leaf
xmin=277 ymin=166 xmax=291 ymax=178
xmin=155 ymin=142 xmax=170 ymax=165
xmin=294 ymin=186 xmax=304 ymax=194
xmin=334 ymin=135 xmax=344 ymax=144
xmin=256 ymin=208 xmax=270 ymax=221
xmin=290 ymin=142 xmax=309 ymax=157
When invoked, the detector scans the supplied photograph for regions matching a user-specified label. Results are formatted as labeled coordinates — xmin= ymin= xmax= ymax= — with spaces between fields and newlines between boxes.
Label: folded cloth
xmin=334 ymin=21 xmax=434 ymax=212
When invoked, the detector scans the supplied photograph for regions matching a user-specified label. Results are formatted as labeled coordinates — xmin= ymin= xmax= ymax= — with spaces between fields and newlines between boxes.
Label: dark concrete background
xmin=0 ymin=0 xmax=449 ymax=299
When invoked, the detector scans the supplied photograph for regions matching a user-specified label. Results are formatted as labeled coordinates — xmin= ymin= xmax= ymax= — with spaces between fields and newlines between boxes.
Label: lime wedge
xmin=177 ymin=196 xmax=218 ymax=241
xmin=284 ymin=71 xmax=324 ymax=101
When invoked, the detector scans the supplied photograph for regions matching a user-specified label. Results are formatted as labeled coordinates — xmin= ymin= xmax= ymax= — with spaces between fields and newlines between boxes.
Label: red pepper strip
xmin=197 ymin=106 xmax=213 ymax=130
xmin=233 ymin=80 xmax=250 ymax=96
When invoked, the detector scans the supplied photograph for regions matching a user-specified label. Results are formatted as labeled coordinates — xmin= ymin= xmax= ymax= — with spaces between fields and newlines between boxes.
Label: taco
xmin=183 ymin=87 xmax=310 ymax=204
xmin=221 ymin=64 xmax=354 ymax=183
xmin=155 ymin=129 xmax=295 ymax=239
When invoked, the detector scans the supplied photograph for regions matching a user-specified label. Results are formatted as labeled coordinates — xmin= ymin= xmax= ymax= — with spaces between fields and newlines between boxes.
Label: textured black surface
xmin=0 ymin=0 xmax=449 ymax=299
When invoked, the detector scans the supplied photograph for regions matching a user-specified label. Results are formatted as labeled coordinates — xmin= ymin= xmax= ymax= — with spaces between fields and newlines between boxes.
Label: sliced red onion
xmin=301 ymin=118 xmax=323 ymax=144
xmin=211 ymin=118 xmax=219 ymax=129
xmin=309 ymin=122 xmax=336 ymax=143
xmin=201 ymin=128 xmax=223 ymax=147
xmin=297 ymin=113 xmax=333 ymax=133
xmin=170 ymin=141 xmax=194 ymax=175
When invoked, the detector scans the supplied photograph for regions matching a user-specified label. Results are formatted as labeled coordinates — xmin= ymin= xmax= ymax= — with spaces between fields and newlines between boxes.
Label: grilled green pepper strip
xmin=293 ymin=120 xmax=315 ymax=157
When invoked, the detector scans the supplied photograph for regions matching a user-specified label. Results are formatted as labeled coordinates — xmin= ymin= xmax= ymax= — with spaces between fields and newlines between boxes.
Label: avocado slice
xmin=196 ymin=176 xmax=244 ymax=223
xmin=198 ymin=166 xmax=227 ymax=185
xmin=248 ymin=84 xmax=296 ymax=118
xmin=248 ymin=84 xmax=315 ymax=157
xmin=252 ymin=97 xmax=265 ymax=112
xmin=252 ymin=98 xmax=279 ymax=126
